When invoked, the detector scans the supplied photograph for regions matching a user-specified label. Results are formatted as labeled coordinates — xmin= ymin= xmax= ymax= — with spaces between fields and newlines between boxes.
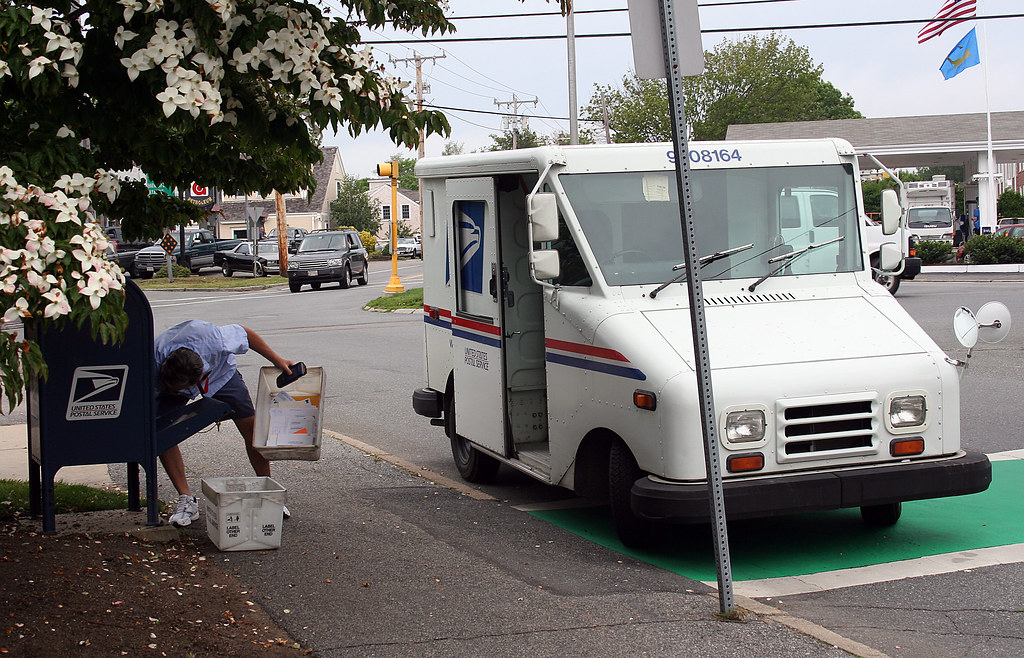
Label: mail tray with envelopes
xmin=253 ymin=365 xmax=325 ymax=461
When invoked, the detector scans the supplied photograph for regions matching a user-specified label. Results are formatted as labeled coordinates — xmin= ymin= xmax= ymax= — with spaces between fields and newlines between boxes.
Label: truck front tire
xmin=861 ymin=502 xmax=901 ymax=526
xmin=609 ymin=439 xmax=660 ymax=549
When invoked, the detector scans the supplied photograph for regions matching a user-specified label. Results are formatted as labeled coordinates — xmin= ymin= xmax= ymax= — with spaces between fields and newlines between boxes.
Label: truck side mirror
xmin=531 ymin=249 xmax=560 ymax=281
xmin=881 ymin=189 xmax=901 ymax=236
xmin=529 ymin=192 xmax=559 ymax=242
xmin=879 ymin=242 xmax=902 ymax=271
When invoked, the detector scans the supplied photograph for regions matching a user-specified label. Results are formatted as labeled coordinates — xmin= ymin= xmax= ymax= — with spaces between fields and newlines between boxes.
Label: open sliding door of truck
xmin=446 ymin=177 xmax=508 ymax=457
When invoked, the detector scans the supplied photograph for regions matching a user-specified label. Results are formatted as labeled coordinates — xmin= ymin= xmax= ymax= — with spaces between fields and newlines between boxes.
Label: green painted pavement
xmin=530 ymin=460 xmax=1024 ymax=582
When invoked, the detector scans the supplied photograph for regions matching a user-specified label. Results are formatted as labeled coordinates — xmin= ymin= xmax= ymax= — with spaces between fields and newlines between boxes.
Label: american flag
xmin=918 ymin=0 xmax=977 ymax=44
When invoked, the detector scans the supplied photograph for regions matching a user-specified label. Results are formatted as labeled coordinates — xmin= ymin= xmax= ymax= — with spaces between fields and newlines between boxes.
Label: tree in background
xmin=330 ymin=176 xmax=381 ymax=235
xmin=584 ymin=33 xmax=861 ymax=142
xmin=487 ymin=127 xmax=546 ymax=151
xmin=998 ymin=190 xmax=1024 ymax=219
xmin=386 ymin=153 xmax=420 ymax=190
xmin=0 ymin=0 xmax=458 ymax=410
xmin=583 ymin=76 xmax=671 ymax=143
xmin=442 ymin=141 xmax=465 ymax=156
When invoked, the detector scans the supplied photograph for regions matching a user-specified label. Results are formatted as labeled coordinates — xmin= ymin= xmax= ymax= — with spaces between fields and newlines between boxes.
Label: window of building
xmin=382 ymin=206 xmax=391 ymax=220
xmin=401 ymin=204 xmax=410 ymax=219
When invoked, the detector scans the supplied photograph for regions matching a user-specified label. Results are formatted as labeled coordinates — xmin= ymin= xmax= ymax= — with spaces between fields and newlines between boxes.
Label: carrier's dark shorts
xmin=156 ymin=371 xmax=256 ymax=420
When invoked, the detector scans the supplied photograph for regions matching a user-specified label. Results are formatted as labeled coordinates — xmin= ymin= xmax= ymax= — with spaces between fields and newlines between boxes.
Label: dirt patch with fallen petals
xmin=0 ymin=516 xmax=303 ymax=656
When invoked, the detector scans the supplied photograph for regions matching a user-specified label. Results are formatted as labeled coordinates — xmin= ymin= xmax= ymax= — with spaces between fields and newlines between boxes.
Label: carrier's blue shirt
xmin=154 ymin=320 xmax=249 ymax=398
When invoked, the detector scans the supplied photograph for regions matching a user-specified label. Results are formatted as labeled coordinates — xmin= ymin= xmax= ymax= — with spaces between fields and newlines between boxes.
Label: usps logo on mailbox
xmin=66 ymin=366 xmax=129 ymax=421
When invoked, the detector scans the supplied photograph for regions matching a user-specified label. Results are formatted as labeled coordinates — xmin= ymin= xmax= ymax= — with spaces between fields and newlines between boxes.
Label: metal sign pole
xmin=656 ymin=0 xmax=736 ymax=615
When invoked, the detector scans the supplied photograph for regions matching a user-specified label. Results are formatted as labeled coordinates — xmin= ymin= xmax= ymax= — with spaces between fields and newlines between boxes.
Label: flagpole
xmin=981 ymin=0 xmax=996 ymax=231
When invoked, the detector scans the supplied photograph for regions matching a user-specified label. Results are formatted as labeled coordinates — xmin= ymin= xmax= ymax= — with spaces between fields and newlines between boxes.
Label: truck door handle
xmin=489 ymin=264 xmax=499 ymax=302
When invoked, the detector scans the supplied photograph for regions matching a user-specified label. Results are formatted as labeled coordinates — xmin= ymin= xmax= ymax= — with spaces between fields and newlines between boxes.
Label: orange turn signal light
xmin=890 ymin=437 xmax=925 ymax=457
xmin=633 ymin=390 xmax=657 ymax=411
xmin=726 ymin=453 xmax=764 ymax=473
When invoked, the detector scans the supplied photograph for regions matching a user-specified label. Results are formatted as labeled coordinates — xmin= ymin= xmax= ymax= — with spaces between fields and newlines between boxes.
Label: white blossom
xmin=28 ymin=56 xmax=53 ymax=79
xmin=42 ymin=288 xmax=71 ymax=319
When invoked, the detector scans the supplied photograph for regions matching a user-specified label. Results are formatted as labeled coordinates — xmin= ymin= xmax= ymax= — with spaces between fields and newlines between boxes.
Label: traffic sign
xmin=159 ymin=234 xmax=178 ymax=254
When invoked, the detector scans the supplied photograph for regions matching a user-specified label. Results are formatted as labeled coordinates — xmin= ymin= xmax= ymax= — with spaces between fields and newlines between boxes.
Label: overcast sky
xmin=323 ymin=0 xmax=1023 ymax=179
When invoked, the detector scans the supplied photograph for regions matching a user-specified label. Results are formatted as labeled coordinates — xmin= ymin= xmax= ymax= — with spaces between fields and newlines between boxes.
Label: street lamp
xmin=377 ymin=161 xmax=405 ymax=293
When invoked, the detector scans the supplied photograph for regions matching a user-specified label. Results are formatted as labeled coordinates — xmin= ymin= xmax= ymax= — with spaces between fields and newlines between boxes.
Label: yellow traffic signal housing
xmin=377 ymin=161 xmax=399 ymax=178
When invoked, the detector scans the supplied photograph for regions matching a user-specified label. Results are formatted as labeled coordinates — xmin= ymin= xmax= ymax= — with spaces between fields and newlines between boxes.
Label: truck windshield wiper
xmin=649 ymin=243 xmax=754 ymax=299
xmin=747 ymin=236 xmax=844 ymax=292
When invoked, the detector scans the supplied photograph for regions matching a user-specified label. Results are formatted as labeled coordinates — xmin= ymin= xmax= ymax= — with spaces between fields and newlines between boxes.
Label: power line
xmin=362 ymin=13 xmax=1024 ymax=45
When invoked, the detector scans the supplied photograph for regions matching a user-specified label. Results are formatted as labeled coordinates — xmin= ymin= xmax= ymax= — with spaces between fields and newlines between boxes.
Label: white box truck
xmin=412 ymin=140 xmax=990 ymax=548
xmin=905 ymin=175 xmax=956 ymax=243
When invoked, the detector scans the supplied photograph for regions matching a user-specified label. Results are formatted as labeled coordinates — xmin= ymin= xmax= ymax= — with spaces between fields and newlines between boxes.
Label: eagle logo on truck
xmin=457 ymin=201 xmax=485 ymax=294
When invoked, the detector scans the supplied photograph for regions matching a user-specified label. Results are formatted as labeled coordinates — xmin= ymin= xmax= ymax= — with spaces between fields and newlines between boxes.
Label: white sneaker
xmin=169 ymin=494 xmax=200 ymax=527
xmin=282 ymin=505 xmax=291 ymax=519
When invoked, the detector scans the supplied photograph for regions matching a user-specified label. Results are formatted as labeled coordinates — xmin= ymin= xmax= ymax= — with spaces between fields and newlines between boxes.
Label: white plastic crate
xmin=201 ymin=476 xmax=286 ymax=551
xmin=253 ymin=365 xmax=325 ymax=461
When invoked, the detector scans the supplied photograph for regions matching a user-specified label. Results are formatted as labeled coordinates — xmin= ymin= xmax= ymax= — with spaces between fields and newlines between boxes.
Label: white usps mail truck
xmin=411 ymin=139 xmax=990 ymax=548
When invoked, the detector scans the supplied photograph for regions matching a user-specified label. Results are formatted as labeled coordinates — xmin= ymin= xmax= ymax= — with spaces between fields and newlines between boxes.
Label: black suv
xmin=287 ymin=230 xmax=368 ymax=292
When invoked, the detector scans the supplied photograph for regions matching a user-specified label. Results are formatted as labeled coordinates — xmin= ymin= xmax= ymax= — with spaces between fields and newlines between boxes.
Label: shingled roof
xmin=218 ymin=146 xmax=342 ymax=225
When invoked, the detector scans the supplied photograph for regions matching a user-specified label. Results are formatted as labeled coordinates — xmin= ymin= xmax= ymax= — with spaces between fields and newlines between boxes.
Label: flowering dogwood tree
xmin=0 ymin=0 xmax=464 ymax=411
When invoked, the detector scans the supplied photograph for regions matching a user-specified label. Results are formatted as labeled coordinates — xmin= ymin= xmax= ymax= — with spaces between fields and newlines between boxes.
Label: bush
xmin=961 ymin=234 xmax=1024 ymax=264
xmin=914 ymin=240 xmax=953 ymax=264
xmin=154 ymin=263 xmax=192 ymax=278
xmin=359 ymin=230 xmax=377 ymax=251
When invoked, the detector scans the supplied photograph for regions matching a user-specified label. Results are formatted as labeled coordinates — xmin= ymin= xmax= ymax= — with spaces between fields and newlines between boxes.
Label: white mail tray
xmin=253 ymin=365 xmax=325 ymax=461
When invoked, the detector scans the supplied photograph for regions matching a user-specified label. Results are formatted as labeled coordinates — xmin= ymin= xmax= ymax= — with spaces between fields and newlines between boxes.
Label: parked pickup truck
xmin=102 ymin=226 xmax=154 ymax=276
xmin=132 ymin=229 xmax=243 ymax=278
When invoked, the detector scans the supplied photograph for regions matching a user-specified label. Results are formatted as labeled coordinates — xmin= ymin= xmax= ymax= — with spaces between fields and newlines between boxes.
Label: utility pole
xmin=390 ymin=52 xmax=445 ymax=237
xmin=567 ymin=6 xmax=578 ymax=145
xmin=494 ymin=94 xmax=538 ymax=150
xmin=600 ymin=90 xmax=613 ymax=144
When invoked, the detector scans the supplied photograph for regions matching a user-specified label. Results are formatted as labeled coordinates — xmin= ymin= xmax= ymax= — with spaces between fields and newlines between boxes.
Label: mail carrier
xmin=411 ymin=140 xmax=990 ymax=547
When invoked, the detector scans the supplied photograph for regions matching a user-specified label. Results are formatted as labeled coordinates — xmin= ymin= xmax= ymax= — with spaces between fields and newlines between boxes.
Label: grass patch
xmin=365 ymin=287 xmax=423 ymax=310
xmin=136 ymin=274 xmax=288 ymax=290
xmin=0 ymin=479 xmax=138 ymax=522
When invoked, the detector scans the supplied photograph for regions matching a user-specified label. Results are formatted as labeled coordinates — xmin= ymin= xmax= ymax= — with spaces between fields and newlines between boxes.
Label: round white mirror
xmin=976 ymin=301 xmax=1011 ymax=344
xmin=953 ymin=306 xmax=979 ymax=349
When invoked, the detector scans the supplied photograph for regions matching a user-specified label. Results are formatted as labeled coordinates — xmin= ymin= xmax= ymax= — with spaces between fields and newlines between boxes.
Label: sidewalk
xmin=0 ymin=424 xmax=112 ymax=488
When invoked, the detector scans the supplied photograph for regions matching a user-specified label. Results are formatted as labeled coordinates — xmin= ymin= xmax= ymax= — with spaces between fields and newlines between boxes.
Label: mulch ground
xmin=0 ymin=514 xmax=304 ymax=656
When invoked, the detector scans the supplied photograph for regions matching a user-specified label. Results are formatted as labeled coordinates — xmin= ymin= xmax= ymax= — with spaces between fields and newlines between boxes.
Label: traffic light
xmin=377 ymin=161 xmax=399 ymax=178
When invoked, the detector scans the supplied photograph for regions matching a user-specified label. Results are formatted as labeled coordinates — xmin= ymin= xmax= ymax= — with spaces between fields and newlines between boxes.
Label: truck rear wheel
xmin=221 ymin=263 xmax=232 ymax=277
xmin=446 ymin=395 xmax=499 ymax=483
xmin=609 ymin=439 xmax=660 ymax=549
xmin=861 ymin=502 xmax=901 ymax=526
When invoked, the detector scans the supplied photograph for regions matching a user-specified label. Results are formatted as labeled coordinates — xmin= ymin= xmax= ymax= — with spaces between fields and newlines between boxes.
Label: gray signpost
xmin=628 ymin=0 xmax=736 ymax=615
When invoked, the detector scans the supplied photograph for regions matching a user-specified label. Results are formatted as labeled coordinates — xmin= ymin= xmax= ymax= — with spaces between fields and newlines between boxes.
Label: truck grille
xmin=777 ymin=396 xmax=877 ymax=462
xmin=291 ymin=258 xmax=331 ymax=270
xmin=134 ymin=251 xmax=169 ymax=267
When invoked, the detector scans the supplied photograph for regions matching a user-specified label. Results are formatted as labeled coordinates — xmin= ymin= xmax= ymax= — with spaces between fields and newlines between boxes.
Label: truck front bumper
xmin=901 ymin=256 xmax=922 ymax=280
xmin=632 ymin=451 xmax=990 ymax=523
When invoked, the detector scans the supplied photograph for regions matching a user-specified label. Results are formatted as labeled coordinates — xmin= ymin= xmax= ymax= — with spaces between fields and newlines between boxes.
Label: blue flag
xmin=940 ymin=28 xmax=980 ymax=80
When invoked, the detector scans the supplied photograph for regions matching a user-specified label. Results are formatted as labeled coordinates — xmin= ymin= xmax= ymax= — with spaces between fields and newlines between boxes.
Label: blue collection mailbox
xmin=25 ymin=279 xmax=229 ymax=534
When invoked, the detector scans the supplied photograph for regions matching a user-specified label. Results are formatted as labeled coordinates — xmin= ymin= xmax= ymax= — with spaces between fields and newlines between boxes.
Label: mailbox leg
xmin=145 ymin=457 xmax=161 ymax=527
xmin=127 ymin=463 xmax=141 ymax=511
xmin=28 ymin=457 xmax=41 ymax=519
xmin=41 ymin=470 xmax=56 ymax=535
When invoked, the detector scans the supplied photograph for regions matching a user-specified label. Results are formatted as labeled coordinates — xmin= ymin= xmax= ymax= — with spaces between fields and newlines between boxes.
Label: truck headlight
xmin=725 ymin=410 xmax=765 ymax=442
xmin=328 ymin=258 xmax=343 ymax=267
xmin=889 ymin=395 xmax=926 ymax=428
